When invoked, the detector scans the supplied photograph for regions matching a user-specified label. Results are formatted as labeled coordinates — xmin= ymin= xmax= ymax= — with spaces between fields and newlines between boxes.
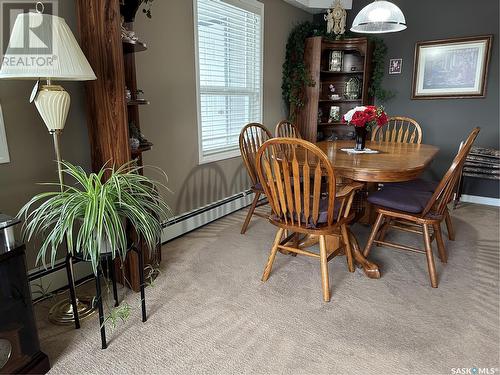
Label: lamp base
xmin=48 ymin=296 xmax=96 ymax=325
xmin=34 ymin=84 xmax=70 ymax=132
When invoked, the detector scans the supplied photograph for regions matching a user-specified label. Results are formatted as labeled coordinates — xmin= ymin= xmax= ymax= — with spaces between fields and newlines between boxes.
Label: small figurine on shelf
xmin=324 ymin=9 xmax=334 ymax=34
xmin=328 ymin=84 xmax=341 ymax=100
xmin=121 ymin=16 xmax=140 ymax=43
xmin=134 ymin=89 xmax=145 ymax=100
xmin=125 ymin=87 xmax=132 ymax=101
xmin=129 ymin=121 xmax=152 ymax=149
xmin=324 ymin=0 xmax=347 ymax=38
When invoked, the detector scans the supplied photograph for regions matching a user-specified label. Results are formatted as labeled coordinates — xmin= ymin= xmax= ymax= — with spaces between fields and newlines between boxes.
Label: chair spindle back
xmin=275 ymin=120 xmax=302 ymax=139
xmin=256 ymin=138 xmax=336 ymax=228
xmin=372 ymin=116 xmax=422 ymax=144
xmin=239 ymin=123 xmax=272 ymax=186
xmin=422 ymin=127 xmax=480 ymax=217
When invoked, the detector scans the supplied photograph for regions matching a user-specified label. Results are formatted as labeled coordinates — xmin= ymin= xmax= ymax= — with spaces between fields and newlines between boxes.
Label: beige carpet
xmin=36 ymin=203 xmax=500 ymax=375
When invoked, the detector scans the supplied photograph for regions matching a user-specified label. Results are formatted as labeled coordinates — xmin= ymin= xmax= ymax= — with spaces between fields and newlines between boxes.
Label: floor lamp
xmin=0 ymin=8 xmax=97 ymax=325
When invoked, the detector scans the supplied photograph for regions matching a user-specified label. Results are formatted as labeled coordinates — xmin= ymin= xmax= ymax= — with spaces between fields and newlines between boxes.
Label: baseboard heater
xmin=161 ymin=189 xmax=257 ymax=243
xmin=27 ymin=189 xmax=257 ymax=300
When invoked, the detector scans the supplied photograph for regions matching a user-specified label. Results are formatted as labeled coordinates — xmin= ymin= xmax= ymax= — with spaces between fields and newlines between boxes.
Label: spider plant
xmin=18 ymin=161 xmax=171 ymax=275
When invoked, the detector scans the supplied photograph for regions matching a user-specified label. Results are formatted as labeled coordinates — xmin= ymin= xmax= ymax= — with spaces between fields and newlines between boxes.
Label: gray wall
xmin=0 ymin=1 xmax=91 ymax=269
xmin=347 ymin=0 xmax=499 ymax=197
xmin=134 ymin=0 xmax=312 ymax=214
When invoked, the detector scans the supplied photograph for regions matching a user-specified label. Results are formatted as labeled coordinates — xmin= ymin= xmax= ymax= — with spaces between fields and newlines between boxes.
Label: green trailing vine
xmin=282 ymin=22 xmax=394 ymax=119
xmin=369 ymin=37 xmax=395 ymax=101
xmin=281 ymin=22 xmax=321 ymax=118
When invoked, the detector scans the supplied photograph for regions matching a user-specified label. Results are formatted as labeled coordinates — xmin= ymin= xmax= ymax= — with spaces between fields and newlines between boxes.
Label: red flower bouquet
xmin=342 ymin=105 xmax=388 ymax=131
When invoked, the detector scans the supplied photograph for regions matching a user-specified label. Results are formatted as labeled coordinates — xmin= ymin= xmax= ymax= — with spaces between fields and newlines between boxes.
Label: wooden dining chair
xmin=371 ymin=116 xmax=422 ymax=144
xmin=256 ymin=138 xmax=363 ymax=301
xmin=363 ymin=128 xmax=480 ymax=288
xmin=239 ymin=123 xmax=273 ymax=234
xmin=275 ymin=120 xmax=302 ymax=139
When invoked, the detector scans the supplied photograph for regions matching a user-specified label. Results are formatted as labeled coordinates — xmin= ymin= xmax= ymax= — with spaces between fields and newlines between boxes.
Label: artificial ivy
xmin=368 ymin=36 xmax=395 ymax=102
xmin=281 ymin=22 xmax=394 ymax=119
xmin=281 ymin=22 xmax=320 ymax=117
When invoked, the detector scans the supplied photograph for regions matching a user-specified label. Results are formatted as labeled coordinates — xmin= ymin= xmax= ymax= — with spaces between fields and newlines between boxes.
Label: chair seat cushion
xmin=252 ymin=182 xmax=263 ymax=191
xmin=368 ymin=187 xmax=432 ymax=214
xmin=384 ymin=178 xmax=438 ymax=193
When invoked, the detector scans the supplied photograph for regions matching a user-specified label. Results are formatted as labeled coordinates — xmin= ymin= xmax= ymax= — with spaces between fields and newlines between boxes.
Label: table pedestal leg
xmin=347 ymin=229 xmax=380 ymax=279
xmin=297 ymin=230 xmax=380 ymax=279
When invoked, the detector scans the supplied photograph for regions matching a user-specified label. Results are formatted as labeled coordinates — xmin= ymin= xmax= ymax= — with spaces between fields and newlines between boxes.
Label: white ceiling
xmin=283 ymin=0 xmax=353 ymax=14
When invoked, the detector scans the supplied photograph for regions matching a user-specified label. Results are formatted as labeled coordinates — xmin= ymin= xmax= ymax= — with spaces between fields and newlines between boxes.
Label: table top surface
xmin=315 ymin=140 xmax=440 ymax=182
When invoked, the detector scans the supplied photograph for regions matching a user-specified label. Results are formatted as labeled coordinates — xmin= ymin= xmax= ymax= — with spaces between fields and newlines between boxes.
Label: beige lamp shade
xmin=0 ymin=12 xmax=96 ymax=80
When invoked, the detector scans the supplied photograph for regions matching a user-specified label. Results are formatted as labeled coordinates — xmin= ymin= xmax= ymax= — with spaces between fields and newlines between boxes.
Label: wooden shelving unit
xmin=122 ymin=39 xmax=147 ymax=53
xmin=296 ymin=37 xmax=374 ymax=142
xmin=76 ymin=0 xmax=158 ymax=292
xmin=127 ymin=99 xmax=150 ymax=106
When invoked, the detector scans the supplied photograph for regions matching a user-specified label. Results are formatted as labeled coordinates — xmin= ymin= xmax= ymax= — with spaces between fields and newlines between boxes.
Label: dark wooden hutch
xmin=296 ymin=36 xmax=374 ymax=142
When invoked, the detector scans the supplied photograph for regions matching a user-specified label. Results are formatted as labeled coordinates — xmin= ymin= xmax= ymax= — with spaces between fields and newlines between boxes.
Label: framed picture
xmin=412 ymin=35 xmax=492 ymax=99
xmin=0 ymin=103 xmax=10 ymax=164
xmin=389 ymin=58 xmax=402 ymax=74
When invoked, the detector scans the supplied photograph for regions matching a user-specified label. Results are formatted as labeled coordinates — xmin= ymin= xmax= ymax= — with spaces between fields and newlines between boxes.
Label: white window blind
xmin=194 ymin=0 xmax=263 ymax=163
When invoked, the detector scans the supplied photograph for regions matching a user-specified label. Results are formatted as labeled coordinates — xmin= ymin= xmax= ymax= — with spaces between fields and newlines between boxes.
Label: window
xmin=194 ymin=0 xmax=263 ymax=163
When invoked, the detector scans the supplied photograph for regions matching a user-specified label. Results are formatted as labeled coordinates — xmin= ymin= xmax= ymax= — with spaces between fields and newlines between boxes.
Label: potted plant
xmin=342 ymin=105 xmax=388 ymax=150
xmin=18 ymin=161 xmax=171 ymax=275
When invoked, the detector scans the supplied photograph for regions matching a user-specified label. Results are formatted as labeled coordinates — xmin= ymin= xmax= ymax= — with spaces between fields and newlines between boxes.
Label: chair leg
xmin=433 ymin=223 xmax=448 ymax=264
xmin=65 ymin=254 xmax=80 ymax=329
xmin=422 ymin=224 xmax=438 ymax=288
xmin=137 ymin=248 xmax=147 ymax=323
xmin=376 ymin=218 xmax=391 ymax=246
xmin=363 ymin=212 xmax=385 ymax=257
xmin=95 ymin=266 xmax=107 ymax=349
xmin=341 ymin=225 xmax=354 ymax=273
xmin=108 ymin=258 xmax=119 ymax=308
xmin=261 ymin=228 xmax=284 ymax=282
xmin=241 ymin=192 xmax=261 ymax=234
xmin=319 ymin=235 xmax=330 ymax=302
xmin=444 ymin=208 xmax=455 ymax=241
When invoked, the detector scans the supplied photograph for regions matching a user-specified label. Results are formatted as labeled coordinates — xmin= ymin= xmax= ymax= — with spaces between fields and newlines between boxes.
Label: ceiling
xmin=283 ymin=0 xmax=353 ymax=14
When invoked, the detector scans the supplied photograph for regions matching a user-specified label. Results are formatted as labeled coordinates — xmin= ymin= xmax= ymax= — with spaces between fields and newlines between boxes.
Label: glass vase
xmin=354 ymin=127 xmax=367 ymax=151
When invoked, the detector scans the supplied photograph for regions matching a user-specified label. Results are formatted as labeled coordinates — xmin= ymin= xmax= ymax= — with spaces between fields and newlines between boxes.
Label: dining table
xmin=312 ymin=139 xmax=440 ymax=279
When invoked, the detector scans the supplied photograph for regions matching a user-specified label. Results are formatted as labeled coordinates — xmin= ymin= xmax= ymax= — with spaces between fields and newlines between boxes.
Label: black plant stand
xmin=65 ymin=254 xmax=81 ymax=329
xmin=70 ymin=246 xmax=147 ymax=349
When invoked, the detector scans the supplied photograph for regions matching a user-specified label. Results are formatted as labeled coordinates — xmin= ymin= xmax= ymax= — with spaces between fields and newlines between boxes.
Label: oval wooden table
xmin=313 ymin=140 xmax=440 ymax=279
xmin=316 ymin=140 xmax=439 ymax=182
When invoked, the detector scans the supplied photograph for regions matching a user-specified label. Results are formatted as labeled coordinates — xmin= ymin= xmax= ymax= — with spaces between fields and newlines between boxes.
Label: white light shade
xmin=351 ymin=1 xmax=406 ymax=34
xmin=34 ymin=88 xmax=70 ymax=131
xmin=0 ymin=12 xmax=96 ymax=80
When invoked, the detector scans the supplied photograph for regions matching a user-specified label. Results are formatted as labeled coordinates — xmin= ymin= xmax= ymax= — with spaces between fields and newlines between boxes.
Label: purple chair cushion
xmin=384 ymin=178 xmax=439 ymax=193
xmin=253 ymin=182 xmax=263 ymax=191
xmin=368 ymin=187 xmax=432 ymax=214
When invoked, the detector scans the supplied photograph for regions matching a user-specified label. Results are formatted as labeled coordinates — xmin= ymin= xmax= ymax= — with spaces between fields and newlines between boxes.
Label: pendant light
xmin=351 ymin=0 xmax=406 ymax=34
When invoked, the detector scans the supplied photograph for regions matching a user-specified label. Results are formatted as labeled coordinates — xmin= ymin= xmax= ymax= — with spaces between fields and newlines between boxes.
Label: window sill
xmin=198 ymin=149 xmax=241 ymax=164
